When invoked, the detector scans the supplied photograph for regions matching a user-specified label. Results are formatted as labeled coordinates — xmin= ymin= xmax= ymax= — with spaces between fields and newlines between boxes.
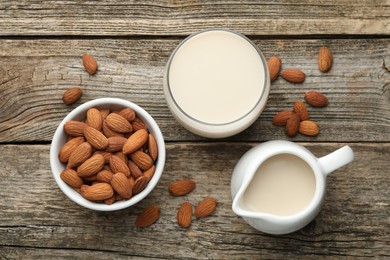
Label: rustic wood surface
xmin=0 ymin=1 xmax=389 ymax=259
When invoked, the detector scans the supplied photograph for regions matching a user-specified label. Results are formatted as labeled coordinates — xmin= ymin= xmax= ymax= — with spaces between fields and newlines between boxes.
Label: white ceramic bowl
xmin=50 ymin=98 xmax=166 ymax=211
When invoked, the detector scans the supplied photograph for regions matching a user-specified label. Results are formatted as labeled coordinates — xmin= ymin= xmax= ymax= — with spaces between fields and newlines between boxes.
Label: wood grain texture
xmin=0 ymin=38 xmax=389 ymax=142
xmin=0 ymin=143 xmax=389 ymax=258
xmin=0 ymin=1 xmax=389 ymax=36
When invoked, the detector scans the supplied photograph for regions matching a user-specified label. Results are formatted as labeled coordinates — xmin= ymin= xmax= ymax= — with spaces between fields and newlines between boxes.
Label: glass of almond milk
xmin=163 ymin=29 xmax=270 ymax=138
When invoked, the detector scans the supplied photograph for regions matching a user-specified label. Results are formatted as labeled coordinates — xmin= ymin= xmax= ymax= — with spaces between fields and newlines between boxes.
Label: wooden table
xmin=1 ymin=1 xmax=389 ymax=258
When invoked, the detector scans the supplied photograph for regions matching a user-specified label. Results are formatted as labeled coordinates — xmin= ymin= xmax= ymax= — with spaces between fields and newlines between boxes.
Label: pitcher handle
xmin=318 ymin=146 xmax=354 ymax=176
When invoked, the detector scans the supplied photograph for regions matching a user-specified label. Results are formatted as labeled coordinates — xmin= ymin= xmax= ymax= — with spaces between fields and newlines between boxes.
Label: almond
xmin=83 ymin=126 xmax=108 ymax=150
xmin=177 ymin=201 xmax=192 ymax=228
xmin=86 ymin=108 xmax=103 ymax=131
xmin=63 ymin=87 xmax=82 ymax=105
xmin=132 ymin=117 xmax=147 ymax=131
xmin=128 ymin=160 xmax=143 ymax=180
xmin=77 ymin=154 xmax=105 ymax=177
xmin=93 ymin=150 xmax=112 ymax=164
xmin=130 ymin=151 xmax=154 ymax=171
xmin=285 ymin=113 xmax=300 ymax=137
xmin=293 ymin=100 xmax=309 ymax=121
xmin=109 ymin=155 xmax=131 ymax=177
xmin=80 ymin=183 xmax=114 ymax=201
xmin=122 ymin=129 xmax=149 ymax=155
xmin=111 ymin=172 xmax=132 ymax=199
xmin=143 ymin=165 xmax=155 ymax=182
xmin=67 ymin=142 xmax=93 ymax=168
xmin=102 ymin=120 xmax=124 ymax=138
xmin=194 ymin=197 xmax=217 ymax=218
xmin=318 ymin=46 xmax=333 ymax=72
xmin=82 ymin=53 xmax=98 ymax=75
xmin=60 ymin=168 xmax=83 ymax=188
xmin=281 ymin=69 xmax=305 ymax=83
xmin=64 ymin=121 xmax=87 ymax=137
xmin=272 ymin=110 xmax=293 ymax=126
xmin=106 ymin=136 xmax=128 ymax=153
xmin=83 ymin=174 xmax=98 ymax=182
xmin=104 ymin=195 xmax=116 ymax=205
xmin=299 ymin=120 xmax=320 ymax=136
xmin=168 ymin=180 xmax=196 ymax=196
xmin=128 ymin=176 xmax=135 ymax=188
xmin=105 ymin=113 xmax=133 ymax=133
xmin=96 ymin=169 xmax=114 ymax=183
xmin=100 ymin=109 xmax=110 ymax=119
xmin=148 ymin=134 xmax=158 ymax=161
xmin=114 ymin=151 xmax=128 ymax=165
xmin=135 ymin=204 xmax=160 ymax=228
xmin=118 ymin=108 xmax=136 ymax=122
xmin=304 ymin=91 xmax=329 ymax=107
xmin=133 ymin=175 xmax=148 ymax=194
xmin=59 ymin=136 xmax=85 ymax=163
xmin=267 ymin=56 xmax=282 ymax=82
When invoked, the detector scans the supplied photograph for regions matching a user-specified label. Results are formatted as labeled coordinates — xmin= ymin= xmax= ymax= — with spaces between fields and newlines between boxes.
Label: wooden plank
xmin=0 ymin=38 xmax=389 ymax=142
xmin=0 ymin=143 xmax=389 ymax=258
xmin=0 ymin=1 xmax=389 ymax=36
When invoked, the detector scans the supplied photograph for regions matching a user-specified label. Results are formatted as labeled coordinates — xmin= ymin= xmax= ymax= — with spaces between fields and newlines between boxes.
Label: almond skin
xmin=128 ymin=160 xmax=143 ymax=180
xmin=64 ymin=121 xmax=87 ymax=137
xmin=135 ymin=204 xmax=160 ymax=228
xmin=272 ymin=110 xmax=294 ymax=126
xmin=304 ymin=91 xmax=329 ymax=107
xmin=83 ymin=126 xmax=109 ymax=150
xmin=143 ymin=165 xmax=155 ymax=182
xmin=106 ymin=136 xmax=128 ymax=153
xmin=168 ymin=180 xmax=196 ymax=196
xmin=63 ymin=87 xmax=82 ymax=105
xmin=96 ymin=169 xmax=114 ymax=183
xmin=194 ymin=197 xmax=217 ymax=218
xmin=130 ymin=151 xmax=154 ymax=171
xmin=59 ymin=137 xmax=85 ymax=163
xmin=148 ymin=134 xmax=158 ymax=161
xmin=77 ymin=154 xmax=105 ymax=177
xmin=299 ymin=120 xmax=320 ymax=136
xmin=285 ymin=113 xmax=300 ymax=137
xmin=133 ymin=175 xmax=148 ymax=194
xmin=109 ymin=155 xmax=131 ymax=177
xmin=100 ymin=109 xmax=110 ymax=119
xmin=67 ymin=142 xmax=93 ymax=168
xmin=293 ymin=100 xmax=310 ymax=121
xmin=118 ymin=108 xmax=136 ymax=122
xmin=80 ymin=183 xmax=114 ymax=201
xmin=177 ymin=202 xmax=192 ymax=228
xmin=86 ymin=108 xmax=103 ymax=131
xmin=102 ymin=120 xmax=124 ymax=138
xmin=82 ymin=53 xmax=98 ymax=75
xmin=60 ymin=168 xmax=83 ymax=188
xmin=132 ymin=117 xmax=147 ymax=131
xmin=111 ymin=172 xmax=132 ymax=199
xmin=318 ymin=46 xmax=333 ymax=72
xmin=93 ymin=150 xmax=112 ymax=164
xmin=123 ymin=129 xmax=149 ymax=155
xmin=281 ymin=69 xmax=305 ymax=83
xmin=267 ymin=56 xmax=282 ymax=82
xmin=114 ymin=151 xmax=128 ymax=165
xmin=105 ymin=113 xmax=133 ymax=133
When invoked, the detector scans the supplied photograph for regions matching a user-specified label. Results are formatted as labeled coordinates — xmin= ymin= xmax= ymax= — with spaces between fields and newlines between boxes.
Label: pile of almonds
xmin=268 ymin=46 xmax=333 ymax=137
xmin=59 ymin=106 xmax=158 ymax=205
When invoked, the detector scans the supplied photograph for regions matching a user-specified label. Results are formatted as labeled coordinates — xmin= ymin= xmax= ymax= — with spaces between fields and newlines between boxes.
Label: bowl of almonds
xmin=50 ymin=98 xmax=165 ymax=211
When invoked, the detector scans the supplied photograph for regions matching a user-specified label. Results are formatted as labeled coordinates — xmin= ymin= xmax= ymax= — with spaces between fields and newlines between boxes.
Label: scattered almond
xmin=63 ymin=87 xmax=82 ymax=105
xmin=267 ymin=56 xmax=282 ymax=82
xmin=281 ymin=69 xmax=305 ymax=83
xmin=293 ymin=101 xmax=309 ymax=121
xmin=177 ymin=202 xmax=192 ymax=228
xmin=272 ymin=110 xmax=293 ymax=126
xmin=82 ymin=53 xmax=98 ymax=75
xmin=304 ymin=91 xmax=329 ymax=107
xmin=168 ymin=180 xmax=196 ymax=196
xmin=299 ymin=120 xmax=320 ymax=136
xmin=194 ymin=197 xmax=217 ymax=218
xmin=285 ymin=113 xmax=300 ymax=137
xmin=135 ymin=204 xmax=160 ymax=228
xmin=318 ymin=46 xmax=333 ymax=72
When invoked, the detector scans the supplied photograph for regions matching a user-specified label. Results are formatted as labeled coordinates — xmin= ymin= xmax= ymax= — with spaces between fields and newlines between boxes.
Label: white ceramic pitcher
xmin=231 ymin=140 xmax=354 ymax=234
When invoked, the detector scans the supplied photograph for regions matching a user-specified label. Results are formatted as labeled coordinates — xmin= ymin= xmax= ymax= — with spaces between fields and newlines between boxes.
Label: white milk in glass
xmin=167 ymin=30 xmax=266 ymax=125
